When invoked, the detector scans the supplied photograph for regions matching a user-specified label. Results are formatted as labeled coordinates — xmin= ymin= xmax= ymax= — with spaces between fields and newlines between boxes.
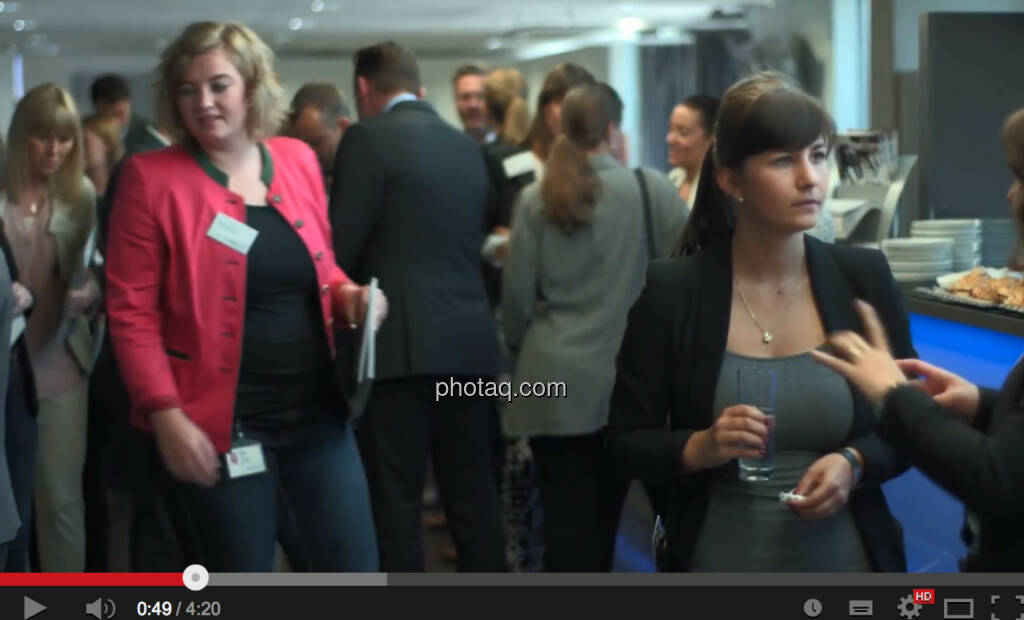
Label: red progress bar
xmin=0 ymin=573 xmax=181 ymax=586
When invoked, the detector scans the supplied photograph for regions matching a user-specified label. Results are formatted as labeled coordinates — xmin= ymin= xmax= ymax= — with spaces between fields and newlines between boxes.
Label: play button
xmin=24 ymin=596 xmax=46 ymax=620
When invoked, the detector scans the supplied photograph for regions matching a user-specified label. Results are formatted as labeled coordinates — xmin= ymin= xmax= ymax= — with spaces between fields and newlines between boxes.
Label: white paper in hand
xmin=10 ymin=315 xmax=25 ymax=346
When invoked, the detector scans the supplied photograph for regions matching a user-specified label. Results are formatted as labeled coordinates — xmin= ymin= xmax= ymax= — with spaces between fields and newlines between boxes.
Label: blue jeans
xmin=158 ymin=408 xmax=378 ymax=572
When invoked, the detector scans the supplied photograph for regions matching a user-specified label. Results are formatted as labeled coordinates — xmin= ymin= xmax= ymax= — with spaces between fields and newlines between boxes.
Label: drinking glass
xmin=736 ymin=367 xmax=777 ymax=481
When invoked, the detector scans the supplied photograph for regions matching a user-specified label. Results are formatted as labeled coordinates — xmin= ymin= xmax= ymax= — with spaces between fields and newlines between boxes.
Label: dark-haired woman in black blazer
xmin=814 ymin=107 xmax=1024 ymax=572
xmin=607 ymin=72 xmax=913 ymax=572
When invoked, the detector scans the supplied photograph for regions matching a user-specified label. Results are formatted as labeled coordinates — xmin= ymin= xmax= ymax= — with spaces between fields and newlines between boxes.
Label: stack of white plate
xmin=881 ymin=238 xmax=954 ymax=282
xmin=981 ymin=218 xmax=1015 ymax=267
xmin=910 ymin=219 xmax=981 ymax=270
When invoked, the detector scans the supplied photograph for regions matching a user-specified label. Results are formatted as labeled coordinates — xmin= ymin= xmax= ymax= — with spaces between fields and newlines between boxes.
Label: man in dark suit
xmin=90 ymin=74 xmax=165 ymax=155
xmin=329 ymin=41 xmax=504 ymax=572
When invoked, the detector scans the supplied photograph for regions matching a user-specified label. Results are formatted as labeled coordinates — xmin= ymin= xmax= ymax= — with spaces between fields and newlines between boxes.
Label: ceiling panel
xmin=0 ymin=0 xmax=766 ymax=56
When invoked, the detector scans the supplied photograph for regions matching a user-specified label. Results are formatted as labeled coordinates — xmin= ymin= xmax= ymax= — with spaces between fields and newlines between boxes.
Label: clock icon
xmin=804 ymin=598 xmax=823 ymax=618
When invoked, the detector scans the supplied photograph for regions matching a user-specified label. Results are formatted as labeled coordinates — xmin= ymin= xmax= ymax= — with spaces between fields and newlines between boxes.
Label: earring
xmin=736 ymin=194 xmax=744 ymax=203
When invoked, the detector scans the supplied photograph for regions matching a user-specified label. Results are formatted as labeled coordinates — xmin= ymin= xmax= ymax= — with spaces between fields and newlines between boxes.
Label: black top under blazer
xmin=328 ymin=100 xmax=501 ymax=380
xmin=607 ymin=234 xmax=915 ymax=571
xmin=881 ymin=363 xmax=1024 ymax=571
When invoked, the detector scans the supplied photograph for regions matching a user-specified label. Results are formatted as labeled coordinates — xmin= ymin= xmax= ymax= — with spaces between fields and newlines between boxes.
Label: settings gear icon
xmin=898 ymin=594 xmax=923 ymax=619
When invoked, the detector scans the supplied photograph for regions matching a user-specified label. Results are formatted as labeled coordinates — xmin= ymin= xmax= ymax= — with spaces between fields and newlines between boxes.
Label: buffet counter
xmin=904 ymin=287 xmax=1024 ymax=339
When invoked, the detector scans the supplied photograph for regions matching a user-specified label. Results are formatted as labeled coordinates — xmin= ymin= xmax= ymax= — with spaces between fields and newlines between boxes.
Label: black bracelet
xmin=838 ymin=447 xmax=863 ymax=486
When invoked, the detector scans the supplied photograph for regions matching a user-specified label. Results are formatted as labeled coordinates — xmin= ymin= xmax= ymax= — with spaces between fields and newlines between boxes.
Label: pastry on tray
xmin=971 ymin=284 xmax=1004 ymax=302
xmin=949 ymin=267 xmax=990 ymax=292
xmin=1003 ymin=285 xmax=1024 ymax=307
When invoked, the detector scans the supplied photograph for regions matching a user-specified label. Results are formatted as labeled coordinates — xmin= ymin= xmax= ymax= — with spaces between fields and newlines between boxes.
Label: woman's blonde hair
xmin=6 ymin=83 xmax=86 ymax=208
xmin=83 ymin=113 xmax=125 ymax=168
xmin=484 ymin=68 xmax=530 ymax=146
xmin=156 ymin=21 xmax=287 ymax=144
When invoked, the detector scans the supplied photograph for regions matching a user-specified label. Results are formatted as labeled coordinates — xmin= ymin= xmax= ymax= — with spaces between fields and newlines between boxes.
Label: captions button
xmin=849 ymin=600 xmax=874 ymax=616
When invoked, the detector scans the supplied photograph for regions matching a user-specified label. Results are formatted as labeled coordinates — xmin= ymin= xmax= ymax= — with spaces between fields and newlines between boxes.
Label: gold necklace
xmin=734 ymin=275 xmax=805 ymax=345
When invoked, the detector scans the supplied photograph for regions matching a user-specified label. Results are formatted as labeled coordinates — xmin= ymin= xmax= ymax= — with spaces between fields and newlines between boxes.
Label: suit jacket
xmin=607 ymin=234 xmax=915 ymax=571
xmin=106 ymin=138 xmax=352 ymax=453
xmin=329 ymin=100 xmax=500 ymax=379
xmin=0 ymin=250 xmax=17 ymax=544
xmin=122 ymin=115 xmax=164 ymax=157
xmin=0 ymin=230 xmax=38 ymax=420
xmin=881 ymin=362 xmax=1024 ymax=571
xmin=480 ymin=140 xmax=537 ymax=307
xmin=502 ymin=154 xmax=688 ymax=437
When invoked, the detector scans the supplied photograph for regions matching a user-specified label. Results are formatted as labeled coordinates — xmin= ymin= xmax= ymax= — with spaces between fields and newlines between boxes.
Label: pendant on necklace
xmin=29 ymin=203 xmax=37 ymax=215
xmin=762 ymin=331 xmax=774 ymax=344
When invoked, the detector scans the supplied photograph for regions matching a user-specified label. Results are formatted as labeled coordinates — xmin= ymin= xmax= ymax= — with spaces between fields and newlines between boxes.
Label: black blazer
xmin=607 ymin=234 xmax=915 ymax=571
xmin=0 ymin=228 xmax=38 ymax=419
xmin=880 ymin=363 xmax=1024 ymax=571
xmin=481 ymin=140 xmax=536 ymax=308
xmin=328 ymin=100 xmax=501 ymax=379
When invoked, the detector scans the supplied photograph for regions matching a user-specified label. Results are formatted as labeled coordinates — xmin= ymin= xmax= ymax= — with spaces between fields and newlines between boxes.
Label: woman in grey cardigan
xmin=502 ymin=83 xmax=687 ymax=571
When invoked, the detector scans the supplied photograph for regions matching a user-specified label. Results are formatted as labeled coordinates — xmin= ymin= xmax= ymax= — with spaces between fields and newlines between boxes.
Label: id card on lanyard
xmin=224 ymin=423 xmax=267 ymax=479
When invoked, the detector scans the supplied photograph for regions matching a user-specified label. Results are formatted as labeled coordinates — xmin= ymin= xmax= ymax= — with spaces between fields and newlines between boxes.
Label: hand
xmin=494 ymin=238 xmax=509 ymax=262
xmin=682 ymin=404 xmax=769 ymax=472
xmin=338 ymin=282 xmax=388 ymax=331
xmin=896 ymin=358 xmax=980 ymax=424
xmin=786 ymin=452 xmax=857 ymax=520
xmin=810 ymin=299 xmax=907 ymax=405
xmin=11 ymin=282 xmax=32 ymax=317
xmin=65 ymin=274 xmax=100 ymax=315
xmin=489 ymin=227 xmax=510 ymax=263
xmin=150 ymin=408 xmax=220 ymax=487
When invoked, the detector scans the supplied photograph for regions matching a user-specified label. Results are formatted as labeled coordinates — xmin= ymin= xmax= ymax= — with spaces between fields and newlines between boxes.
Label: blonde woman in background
xmin=1 ymin=83 xmax=99 ymax=571
xmin=481 ymin=68 xmax=532 ymax=294
xmin=82 ymin=114 xmax=125 ymax=199
xmin=478 ymin=67 xmax=540 ymax=570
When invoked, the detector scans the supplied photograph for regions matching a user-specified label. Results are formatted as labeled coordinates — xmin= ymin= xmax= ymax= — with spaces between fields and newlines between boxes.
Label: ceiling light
xmin=288 ymin=18 xmax=303 ymax=31
xmin=310 ymin=0 xmax=324 ymax=12
xmin=656 ymin=25 xmax=680 ymax=40
xmin=485 ymin=37 xmax=502 ymax=50
xmin=12 ymin=18 xmax=24 ymax=31
xmin=616 ymin=16 xmax=647 ymax=34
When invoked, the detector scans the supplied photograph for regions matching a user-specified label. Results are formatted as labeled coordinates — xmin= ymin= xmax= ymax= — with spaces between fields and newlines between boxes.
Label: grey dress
xmin=689 ymin=351 xmax=872 ymax=571
xmin=0 ymin=250 xmax=17 ymax=547
xmin=502 ymin=153 xmax=689 ymax=437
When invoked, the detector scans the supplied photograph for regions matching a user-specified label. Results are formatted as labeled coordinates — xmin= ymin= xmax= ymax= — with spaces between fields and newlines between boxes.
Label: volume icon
xmin=85 ymin=597 xmax=117 ymax=619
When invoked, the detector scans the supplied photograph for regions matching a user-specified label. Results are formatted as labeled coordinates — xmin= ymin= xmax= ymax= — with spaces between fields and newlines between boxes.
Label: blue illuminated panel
xmin=882 ymin=313 xmax=1023 ymax=572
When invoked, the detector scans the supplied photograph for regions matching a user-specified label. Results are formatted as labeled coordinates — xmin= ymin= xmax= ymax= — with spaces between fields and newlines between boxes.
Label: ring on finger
xmin=846 ymin=342 xmax=864 ymax=361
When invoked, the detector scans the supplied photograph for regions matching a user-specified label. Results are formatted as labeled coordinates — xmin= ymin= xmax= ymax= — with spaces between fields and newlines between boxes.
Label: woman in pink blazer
xmin=106 ymin=21 xmax=385 ymax=571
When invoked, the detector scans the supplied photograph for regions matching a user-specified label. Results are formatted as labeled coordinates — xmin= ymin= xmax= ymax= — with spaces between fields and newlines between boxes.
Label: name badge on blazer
xmin=206 ymin=212 xmax=258 ymax=255
xmin=502 ymin=151 xmax=537 ymax=179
